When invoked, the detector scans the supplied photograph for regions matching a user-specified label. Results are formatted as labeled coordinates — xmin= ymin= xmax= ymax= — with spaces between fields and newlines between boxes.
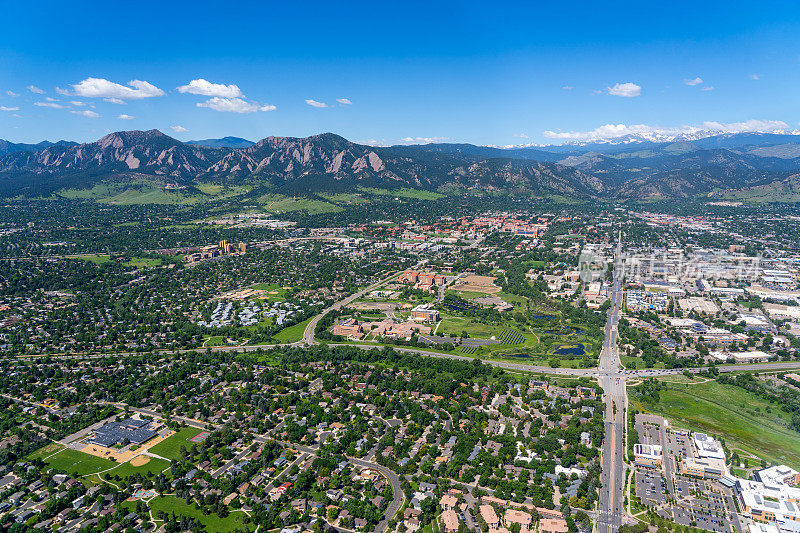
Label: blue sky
xmin=2 ymin=0 xmax=800 ymax=146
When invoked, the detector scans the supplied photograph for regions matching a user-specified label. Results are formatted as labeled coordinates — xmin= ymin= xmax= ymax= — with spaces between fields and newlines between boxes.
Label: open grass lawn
xmin=204 ymin=336 xmax=227 ymax=347
xmin=28 ymin=443 xmax=65 ymax=460
xmin=634 ymin=378 xmax=800 ymax=469
xmin=65 ymin=253 xmax=112 ymax=265
xmin=40 ymin=447 xmax=118 ymax=476
xmin=107 ymin=457 xmax=171 ymax=478
xmin=447 ymin=289 xmax=487 ymax=300
xmin=123 ymin=495 xmax=247 ymax=533
xmin=149 ymin=427 xmax=203 ymax=460
xmin=258 ymin=194 xmax=342 ymax=215
xmin=358 ymin=187 xmax=444 ymax=200
xmin=124 ymin=257 xmax=163 ymax=268
xmin=274 ymin=318 xmax=312 ymax=343
xmin=438 ymin=316 xmax=503 ymax=339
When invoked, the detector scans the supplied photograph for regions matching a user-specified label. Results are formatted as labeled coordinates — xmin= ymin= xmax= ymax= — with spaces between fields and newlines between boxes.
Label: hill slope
xmin=0 ymin=130 xmax=603 ymax=199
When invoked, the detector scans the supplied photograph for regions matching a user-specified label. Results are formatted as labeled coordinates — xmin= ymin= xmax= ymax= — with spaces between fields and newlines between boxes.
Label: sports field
xmin=148 ymin=427 xmax=203 ymax=460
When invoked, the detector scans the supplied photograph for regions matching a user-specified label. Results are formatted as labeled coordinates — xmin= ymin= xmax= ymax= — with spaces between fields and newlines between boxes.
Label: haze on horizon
xmin=2 ymin=0 xmax=800 ymax=147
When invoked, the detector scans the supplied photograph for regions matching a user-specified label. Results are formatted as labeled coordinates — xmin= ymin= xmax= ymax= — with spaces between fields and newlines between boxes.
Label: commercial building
xmin=756 ymin=466 xmax=800 ymax=487
xmin=633 ymin=443 xmax=663 ymax=468
xmin=737 ymin=478 xmax=800 ymax=531
xmin=694 ymin=432 xmax=725 ymax=459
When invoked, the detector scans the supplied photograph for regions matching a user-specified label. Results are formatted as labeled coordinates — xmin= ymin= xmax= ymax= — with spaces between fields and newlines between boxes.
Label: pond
xmin=553 ymin=343 xmax=587 ymax=356
xmin=501 ymin=352 xmax=531 ymax=359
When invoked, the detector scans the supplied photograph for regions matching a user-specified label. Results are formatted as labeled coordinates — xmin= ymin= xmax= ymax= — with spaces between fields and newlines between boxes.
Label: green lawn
xmin=123 ymin=495 xmax=247 ymax=533
xmin=124 ymin=257 xmax=163 ymax=268
xmin=634 ymin=378 xmax=800 ymax=469
xmin=447 ymin=289 xmax=488 ymax=300
xmin=39 ymin=447 xmax=118 ymax=476
xmin=358 ymin=187 xmax=444 ymax=201
xmin=204 ymin=336 xmax=227 ymax=347
xmin=258 ymin=194 xmax=342 ymax=214
xmin=105 ymin=457 xmax=171 ymax=478
xmin=28 ymin=443 xmax=65 ymax=460
xmin=274 ymin=318 xmax=312 ymax=343
xmin=149 ymin=427 xmax=204 ymax=460
xmin=438 ymin=316 xmax=504 ymax=339
xmin=65 ymin=253 xmax=112 ymax=265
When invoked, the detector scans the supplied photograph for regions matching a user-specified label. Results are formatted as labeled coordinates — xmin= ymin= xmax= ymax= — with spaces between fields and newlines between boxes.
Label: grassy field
xmin=274 ymin=318 xmax=312 ymax=343
xmin=124 ymin=257 xmax=163 ymax=268
xmin=633 ymin=378 xmax=800 ymax=469
xmin=438 ymin=316 xmax=504 ymax=339
xmin=37 ymin=447 xmax=118 ymax=476
xmin=29 ymin=443 xmax=65 ymax=460
xmin=58 ymin=181 xmax=250 ymax=205
xmin=249 ymin=283 xmax=291 ymax=302
xmin=148 ymin=427 xmax=204 ymax=460
xmin=58 ymin=183 xmax=201 ymax=205
xmin=106 ymin=457 xmax=171 ymax=478
xmin=718 ymin=176 xmax=800 ymax=204
xmin=258 ymin=194 xmax=342 ymax=214
xmin=447 ymin=289 xmax=488 ymax=300
xmin=203 ymin=336 xmax=227 ymax=347
xmin=65 ymin=253 xmax=112 ymax=265
xmin=123 ymin=495 xmax=246 ymax=532
xmin=358 ymin=187 xmax=444 ymax=200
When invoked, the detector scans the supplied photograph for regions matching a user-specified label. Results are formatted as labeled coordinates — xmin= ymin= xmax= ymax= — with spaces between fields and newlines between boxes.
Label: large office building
xmin=88 ymin=418 xmax=157 ymax=447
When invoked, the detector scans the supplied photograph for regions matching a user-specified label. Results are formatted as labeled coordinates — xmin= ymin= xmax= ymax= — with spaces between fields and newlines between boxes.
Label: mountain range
xmin=2 ymin=129 xmax=800 ymax=201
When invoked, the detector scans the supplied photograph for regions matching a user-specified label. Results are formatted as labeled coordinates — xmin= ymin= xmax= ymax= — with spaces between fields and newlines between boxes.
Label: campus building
xmin=88 ymin=418 xmax=157 ymax=447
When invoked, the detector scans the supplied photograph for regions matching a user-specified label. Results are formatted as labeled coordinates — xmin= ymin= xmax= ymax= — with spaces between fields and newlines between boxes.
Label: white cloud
xmin=27 ymin=85 xmax=45 ymax=94
xmin=607 ymin=82 xmax=641 ymax=97
xmin=117 ymin=114 xmax=135 ymax=120
xmin=70 ymin=101 xmax=86 ymax=107
xmin=71 ymin=110 xmax=100 ymax=118
xmin=55 ymin=86 xmax=71 ymax=96
xmin=72 ymin=78 xmax=164 ymax=100
xmin=34 ymin=102 xmax=63 ymax=109
xmin=683 ymin=77 xmax=703 ymax=86
xmin=0 ymin=106 xmax=19 ymax=111
xmin=750 ymin=74 xmax=761 ymax=80
xmin=177 ymin=79 xmax=244 ymax=98
xmin=514 ymin=133 xmax=530 ymax=139
xmin=700 ymin=86 xmax=715 ymax=91
xmin=104 ymin=97 xmax=126 ymax=105
xmin=305 ymin=99 xmax=329 ymax=108
xmin=196 ymin=97 xmax=276 ymax=113
xmin=6 ymin=90 xmax=19 ymax=97
xmin=45 ymin=96 xmax=58 ymax=102
xmin=562 ymin=85 xmax=573 ymax=91
xmin=336 ymin=98 xmax=353 ymax=105
xmin=171 ymin=125 xmax=187 ymax=133
xmin=542 ymin=119 xmax=794 ymax=142
xmin=399 ymin=136 xmax=451 ymax=144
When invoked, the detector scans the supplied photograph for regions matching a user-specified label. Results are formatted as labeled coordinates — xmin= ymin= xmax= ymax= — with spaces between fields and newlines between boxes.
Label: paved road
xmin=597 ymin=234 xmax=627 ymax=533
xmin=279 ymin=443 xmax=403 ymax=533
xmin=110 ymin=402 xmax=402 ymax=533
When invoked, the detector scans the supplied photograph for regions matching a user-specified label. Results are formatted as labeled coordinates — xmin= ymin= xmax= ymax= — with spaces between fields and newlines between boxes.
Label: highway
xmin=597 ymin=233 xmax=627 ymax=533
